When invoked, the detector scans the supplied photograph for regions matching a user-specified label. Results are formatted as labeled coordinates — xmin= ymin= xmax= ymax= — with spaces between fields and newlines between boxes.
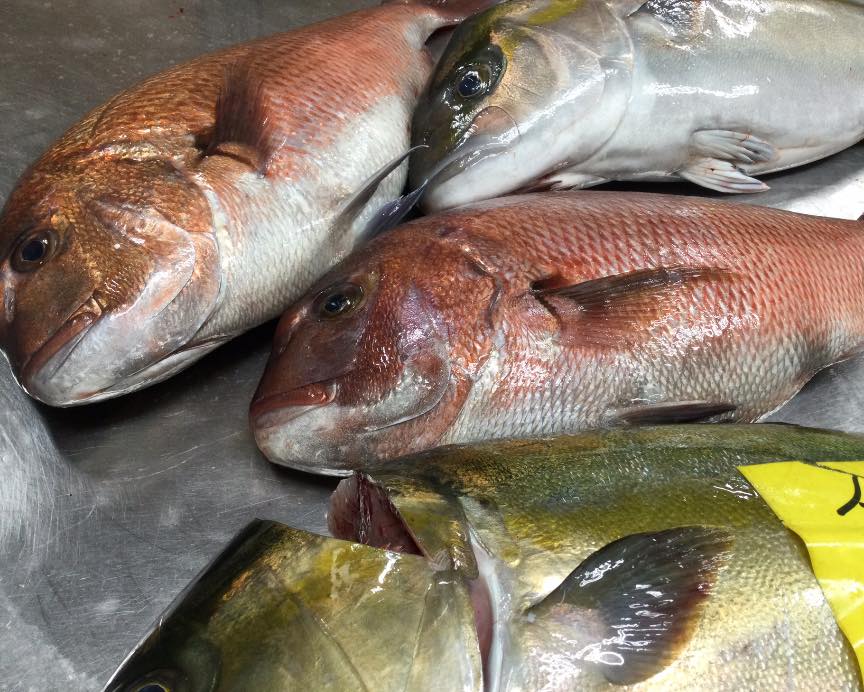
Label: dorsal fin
xmin=527 ymin=526 xmax=732 ymax=685
xmin=531 ymin=266 xmax=730 ymax=348
xmin=206 ymin=62 xmax=281 ymax=175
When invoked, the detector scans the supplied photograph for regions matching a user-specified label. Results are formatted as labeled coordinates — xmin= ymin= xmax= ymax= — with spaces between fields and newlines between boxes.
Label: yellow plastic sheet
xmin=739 ymin=461 xmax=864 ymax=679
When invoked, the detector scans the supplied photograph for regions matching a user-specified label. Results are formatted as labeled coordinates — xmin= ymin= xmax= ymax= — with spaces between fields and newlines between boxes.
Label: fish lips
xmin=250 ymin=381 xmax=337 ymax=424
xmin=18 ymin=303 xmax=226 ymax=407
xmin=18 ymin=296 xmax=103 ymax=403
xmin=251 ymin=380 xmax=361 ymax=477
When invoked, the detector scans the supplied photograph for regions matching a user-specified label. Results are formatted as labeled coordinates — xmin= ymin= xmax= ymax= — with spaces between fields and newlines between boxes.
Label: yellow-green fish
xmin=106 ymin=425 xmax=864 ymax=691
xmin=335 ymin=424 xmax=863 ymax=690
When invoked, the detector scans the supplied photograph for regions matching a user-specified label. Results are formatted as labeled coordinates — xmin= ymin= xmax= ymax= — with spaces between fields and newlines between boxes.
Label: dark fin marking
xmin=529 ymin=526 xmax=732 ymax=685
xmin=531 ymin=266 xmax=729 ymax=347
xmin=636 ymin=0 xmax=703 ymax=33
xmin=207 ymin=62 xmax=280 ymax=175
xmin=333 ymin=146 xmax=425 ymax=244
xmin=617 ymin=401 xmax=737 ymax=426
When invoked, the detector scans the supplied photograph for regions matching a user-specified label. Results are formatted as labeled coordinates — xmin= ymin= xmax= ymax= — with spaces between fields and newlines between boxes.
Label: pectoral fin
xmin=528 ymin=526 xmax=732 ymax=685
xmin=531 ymin=266 xmax=728 ymax=347
xmin=207 ymin=63 xmax=280 ymax=175
xmin=617 ymin=401 xmax=737 ymax=425
xmin=532 ymin=170 xmax=609 ymax=192
xmin=691 ymin=130 xmax=776 ymax=165
xmin=333 ymin=147 xmax=424 ymax=245
xmin=356 ymin=178 xmax=428 ymax=244
xmin=679 ymin=158 xmax=769 ymax=194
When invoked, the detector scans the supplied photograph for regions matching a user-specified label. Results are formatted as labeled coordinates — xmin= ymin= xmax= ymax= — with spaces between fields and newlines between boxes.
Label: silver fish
xmin=410 ymin=0 xmax=864 ymax=211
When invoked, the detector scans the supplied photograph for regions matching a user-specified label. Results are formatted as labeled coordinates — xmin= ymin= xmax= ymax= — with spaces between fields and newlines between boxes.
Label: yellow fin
xmin=738 ymin=461 xmax=864 ymax=679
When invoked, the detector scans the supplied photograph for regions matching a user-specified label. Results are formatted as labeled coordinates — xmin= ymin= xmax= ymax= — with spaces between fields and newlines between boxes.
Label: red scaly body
xmin=252 ymin=191 xmax=864 ymax=473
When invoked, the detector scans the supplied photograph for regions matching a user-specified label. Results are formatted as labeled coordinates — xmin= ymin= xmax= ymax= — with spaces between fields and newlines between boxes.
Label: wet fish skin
xmin=251 ymin=191 xmax=864 ymax=473
xmin=0 ymin=1 xmax=488 ymax=407
xmin=331 ymin=424 xmax=864 ymax=690
xmin=410 ymin=0 xmax=864 ymax=211
xmin=102 ymin=519 xmax=481 ymax=692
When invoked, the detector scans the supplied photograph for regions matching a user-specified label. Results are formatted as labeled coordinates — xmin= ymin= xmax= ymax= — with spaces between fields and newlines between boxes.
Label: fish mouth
xmin=251 ymin=367 xmax=451 ymax=475
xmin=21 ymin=296 xmax=103 ymax=389
xmin=20 ymin=303 xmax=227 ymax=407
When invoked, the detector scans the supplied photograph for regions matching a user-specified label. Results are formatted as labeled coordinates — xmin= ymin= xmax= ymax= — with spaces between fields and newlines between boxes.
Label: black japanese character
xmin=837 ymin=474 xmax=864 ymax=517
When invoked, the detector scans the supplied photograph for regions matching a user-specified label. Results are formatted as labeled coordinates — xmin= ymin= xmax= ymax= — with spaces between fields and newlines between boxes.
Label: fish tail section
xmin=527 ymin=526 xmax=732 ymax=685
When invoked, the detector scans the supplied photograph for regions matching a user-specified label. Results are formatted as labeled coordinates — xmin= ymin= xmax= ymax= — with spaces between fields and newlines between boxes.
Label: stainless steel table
xmin=1 ymin=2 xmax=863 ymax=689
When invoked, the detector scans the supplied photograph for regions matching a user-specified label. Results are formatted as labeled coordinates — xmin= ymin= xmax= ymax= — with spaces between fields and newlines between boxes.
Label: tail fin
xmin=383 ymin=0 xmax=502 ymax=22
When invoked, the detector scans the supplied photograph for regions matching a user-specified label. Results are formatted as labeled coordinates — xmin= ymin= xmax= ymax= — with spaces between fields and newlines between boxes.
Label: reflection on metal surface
xmin=1 ymin=0 xmax=864 ymax=689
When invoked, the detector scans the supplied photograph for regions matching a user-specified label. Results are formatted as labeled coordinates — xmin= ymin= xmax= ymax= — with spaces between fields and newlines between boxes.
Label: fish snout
xmin=250 ymin=380 xmax=361 ymax=475
xmin=13 ymin=296 xmax=103 ymax=405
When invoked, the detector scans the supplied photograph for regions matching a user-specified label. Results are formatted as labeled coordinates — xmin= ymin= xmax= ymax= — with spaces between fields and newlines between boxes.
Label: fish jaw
xmin=251 ymin=355 xmax=454 ymax=475
xmin=413 ymin=107 xmax=524 ymax=212
xmin=24 ymin=337 xmax=228 ymax=406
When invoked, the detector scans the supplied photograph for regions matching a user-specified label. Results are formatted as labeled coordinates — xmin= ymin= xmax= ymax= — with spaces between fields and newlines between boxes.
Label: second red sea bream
xmin=252 ymin=191 xmax=864 ymax=473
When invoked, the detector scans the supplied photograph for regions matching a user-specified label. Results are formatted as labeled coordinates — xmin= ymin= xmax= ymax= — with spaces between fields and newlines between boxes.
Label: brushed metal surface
xmin=0 ymin=1 xmax=863 ymax=689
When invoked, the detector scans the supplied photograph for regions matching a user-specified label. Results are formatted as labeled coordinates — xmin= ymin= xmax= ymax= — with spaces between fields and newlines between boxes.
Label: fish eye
xmin=11 ymin=229 xmax=58 ymax=272
xmin=457 ymin=69 xmax=485 ymax=98
xmin=134 ymin=684 xmax=169 ymax=692
xmin=314 ymin=282 xmax=365 ymax=319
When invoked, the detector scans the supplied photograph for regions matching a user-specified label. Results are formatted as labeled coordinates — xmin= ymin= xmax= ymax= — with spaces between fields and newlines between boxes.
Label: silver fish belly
xmin=575 ymin=0 xmax=864 ymax=191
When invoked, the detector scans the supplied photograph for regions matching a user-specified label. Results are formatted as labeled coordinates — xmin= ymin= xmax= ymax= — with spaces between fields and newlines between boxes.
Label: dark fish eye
xmin=314 ymin=282 xmax=365 ymax=319
xmin=135 ymin=684 xmax=169 ymax=692
xmin=457 ymin=69 xmax=484 ymax=98
xmin=11 ymin=229 xmax=58 ymax=272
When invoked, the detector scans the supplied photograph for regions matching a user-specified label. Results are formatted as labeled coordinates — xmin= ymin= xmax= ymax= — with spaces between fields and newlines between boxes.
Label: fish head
xmin=0 ymin=145 xmax=221 ymax=406
xmin=251 ymin=229 xmax=497 ymax=474
xmin=411 ymin=0 xmax=634 ymax=211
xmin=103 ymin=520 xmax=480 ymax=692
